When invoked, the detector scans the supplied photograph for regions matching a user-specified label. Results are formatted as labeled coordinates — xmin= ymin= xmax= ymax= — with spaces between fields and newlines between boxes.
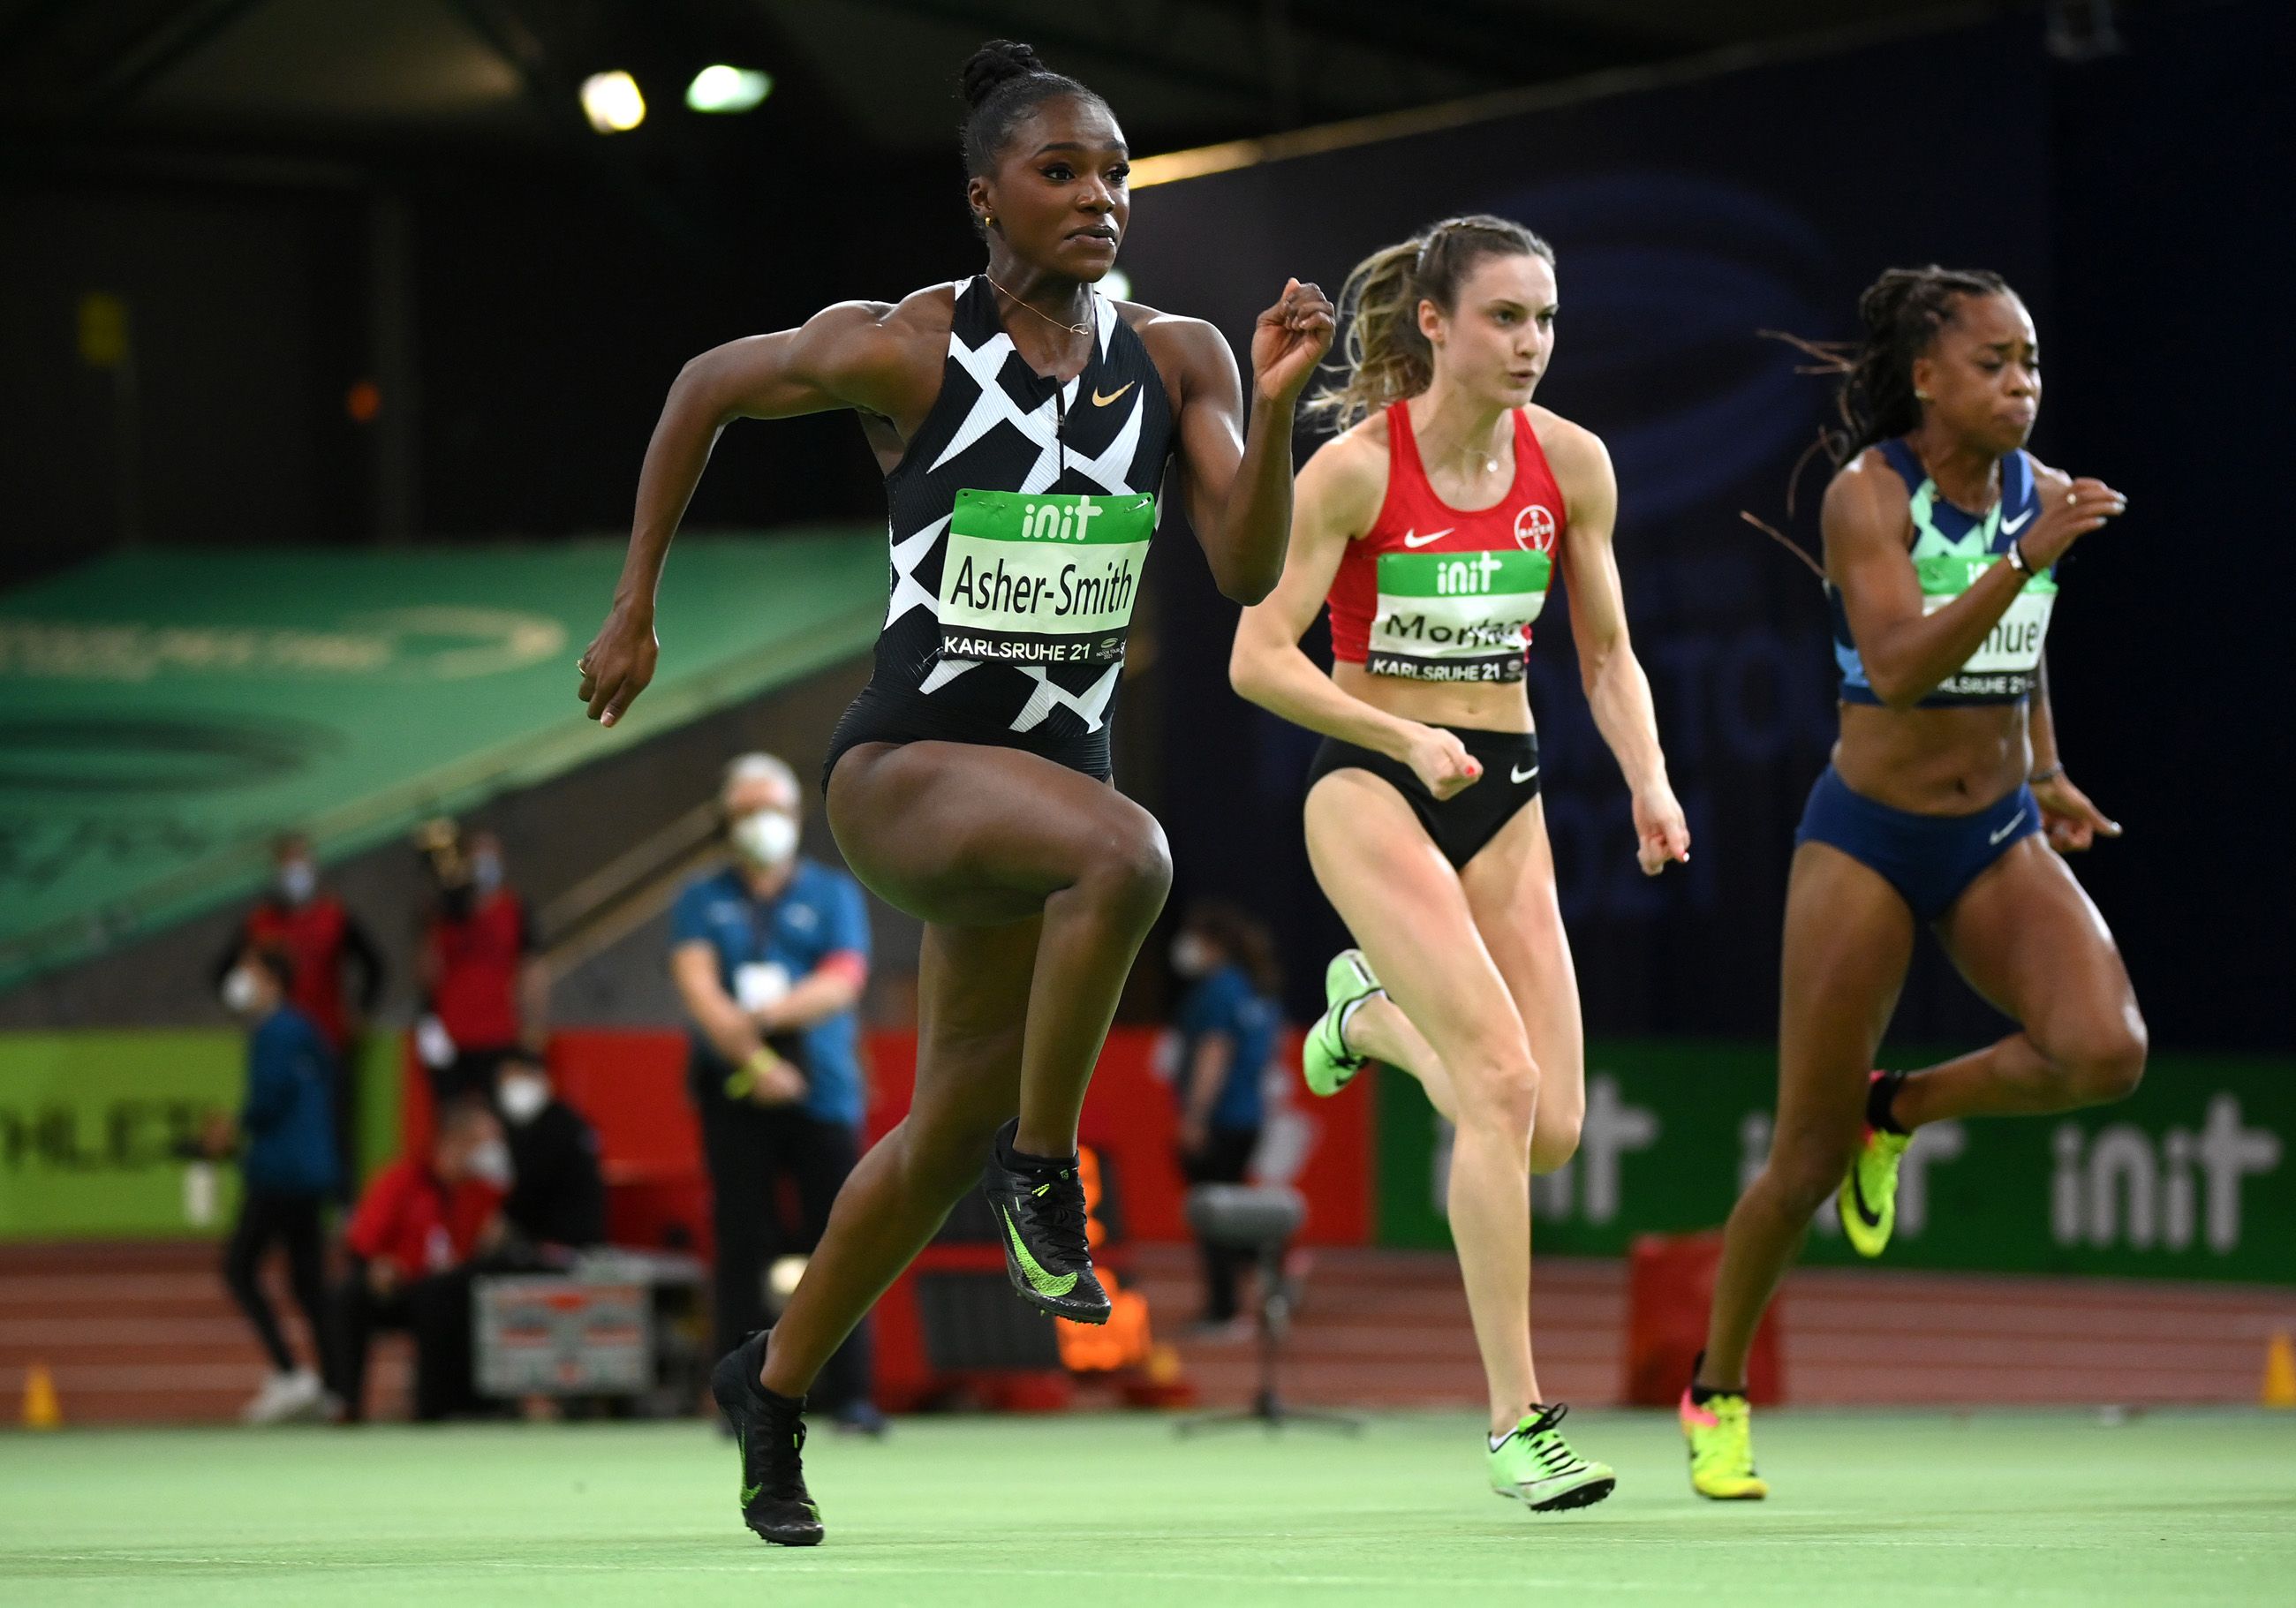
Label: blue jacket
xmin=241 ymin=1006 xmax=342 ymax=1197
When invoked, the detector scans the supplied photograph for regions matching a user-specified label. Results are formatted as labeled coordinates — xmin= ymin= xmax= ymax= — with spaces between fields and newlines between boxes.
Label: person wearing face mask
xmin=1163 ymin=902 xmax=1281 ymax=1330
xmin=211 ymin=945 xmax=342 ymax=1423
xmin=416 ymin=822 xmax=550 ymax=1104
xmin=329 ymin=1097 xmax=511 ymax=1422
xmin=668 ymin=752 xmax=880 ymax=1432
xmin=495 ymin=1059 xmax=607 ymax=1254
xmin=211 ymin=832 xmax=386 ymax=1192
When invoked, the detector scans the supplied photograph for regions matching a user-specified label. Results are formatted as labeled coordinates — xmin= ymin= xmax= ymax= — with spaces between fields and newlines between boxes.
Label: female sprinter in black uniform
xmin=1231 ymin=216 xmax=1688 ymax=1512
xmin=576 ymin=42 xmax=1333 ymax=1544
xmin=1680 ymin=267 xmax=2139 ymax=1500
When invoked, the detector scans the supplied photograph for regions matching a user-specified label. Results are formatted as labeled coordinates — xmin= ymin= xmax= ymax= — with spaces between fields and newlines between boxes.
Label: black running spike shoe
xmin=980 ymin=1118 xmax=1111 ymax=1324
xmin=710 ymin=1331 xmax=824 ymax=1546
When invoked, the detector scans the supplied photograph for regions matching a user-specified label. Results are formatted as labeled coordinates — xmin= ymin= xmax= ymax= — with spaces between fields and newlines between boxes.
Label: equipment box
xmin=474 ymin=1276 xmax=651 ymax=1396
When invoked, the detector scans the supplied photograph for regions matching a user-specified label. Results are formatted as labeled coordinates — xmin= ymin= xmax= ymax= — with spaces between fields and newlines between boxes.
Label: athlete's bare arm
xmin=577 ymin=291 xmax=955 ymax=726
xmin=1228 ymin=425 xmax=1481 ymax=798
xmin=1825 ymin=449 xmax=2124 ymax=712
xmin=1538 ymin=411 xmax=1688 ymax=873
xmin=1142 ymin=279 xmax=1334 ymax=605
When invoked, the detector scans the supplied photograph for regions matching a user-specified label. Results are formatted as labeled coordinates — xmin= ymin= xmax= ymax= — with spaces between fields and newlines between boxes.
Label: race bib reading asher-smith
xmin=939 ymin=489 xmax=1156 ymax=667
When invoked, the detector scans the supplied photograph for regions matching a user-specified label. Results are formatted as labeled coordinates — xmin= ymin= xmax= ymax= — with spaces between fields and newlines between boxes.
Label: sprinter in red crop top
xmin=1231 ymin=216 xmax=1688 ymax=1513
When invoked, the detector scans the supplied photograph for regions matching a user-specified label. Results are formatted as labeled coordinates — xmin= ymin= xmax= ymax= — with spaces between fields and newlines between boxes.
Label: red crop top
xmin=1325 ymin=401 xmax=1567 ymax=683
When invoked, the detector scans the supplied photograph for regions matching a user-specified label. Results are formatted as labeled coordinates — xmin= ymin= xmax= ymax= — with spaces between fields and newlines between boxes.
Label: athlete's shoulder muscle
xmin=1123 ymin=303 xmax=1236 ymax=412
xmin=779 ymin=285 xmax=954 ymax=419
xmin=1522 ymin=404 xmax=1612 ymax=524
xmin=1296 ymin=419 xmax=1388 ymax=542
xmin=1821 ymin=448 xmax=1914 ymax=552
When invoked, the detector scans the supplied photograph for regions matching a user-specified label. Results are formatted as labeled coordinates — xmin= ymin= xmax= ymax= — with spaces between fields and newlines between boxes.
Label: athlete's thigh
xmin=827 ymin=741 xmax=1165 ymax=927
xmin=1304 ymin=771 xmax=1525 ymax=1072
xmin=1458 ymin=796 xmax=1584 ymax=1129
xmin=906 ymin=914 xmax=1041 ymax=1144
xmin=1773 ymin=842 xmax=1916 ymax=1164
xmin=1931 ymin=837 xmax=2141 ymax=1053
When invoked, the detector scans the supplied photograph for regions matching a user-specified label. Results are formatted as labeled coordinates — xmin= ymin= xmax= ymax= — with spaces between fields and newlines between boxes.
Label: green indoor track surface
xmin=4 ymin=1411 xmax=2292 ymax=1606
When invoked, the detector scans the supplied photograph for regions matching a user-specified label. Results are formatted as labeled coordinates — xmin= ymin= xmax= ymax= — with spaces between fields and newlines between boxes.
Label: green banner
xmin=1376 ymin=1042 xmax=2296 ymax=1284
xmin=0 ymin=530 xmax=882 ymax=987
xmin=0 ymin=1030 xmax=406 ymax=1239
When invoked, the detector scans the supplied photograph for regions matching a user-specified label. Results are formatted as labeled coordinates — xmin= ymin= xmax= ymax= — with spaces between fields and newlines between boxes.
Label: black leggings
xmin=692 ymin=1068 xmax=874 ymax=1411
xmin=222 ymin=1189 xmax=330 ymax=1377
xmin=1181 ymin=1127 xmax=1262 ymax=1322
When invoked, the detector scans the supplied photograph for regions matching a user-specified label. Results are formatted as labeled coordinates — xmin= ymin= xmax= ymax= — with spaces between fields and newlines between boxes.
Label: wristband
xmin=2028 ymin=764 xmax=2064 ymax=786
xmin=2005 ymin=538 xmax=2034 ymax=576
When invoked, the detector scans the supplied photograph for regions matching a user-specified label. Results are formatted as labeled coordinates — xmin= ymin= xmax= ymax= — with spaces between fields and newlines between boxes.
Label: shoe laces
xmin=1511 ymin=1403 xmax=1588 ymax=1475
xmin=1020 ymin=1167 xmax=1091 ymax=1266
xmin=752 ymin=1395 xmax=810 ymax=1496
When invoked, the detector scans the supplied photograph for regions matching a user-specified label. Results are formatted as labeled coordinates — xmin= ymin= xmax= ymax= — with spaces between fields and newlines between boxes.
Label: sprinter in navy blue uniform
xmin=215 ymin=945 xmax=341 ymax=1424
xmin=670 ymin=754 xmax=879 ymax=1432
xmin=1684 ymin=267 xmax=2142 ymax=1501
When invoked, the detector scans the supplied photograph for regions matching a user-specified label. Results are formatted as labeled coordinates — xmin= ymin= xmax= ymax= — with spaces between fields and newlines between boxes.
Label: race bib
xmin=1366 ymin=548 xmax=1550 ymax=682
xmin=1918 ymin=553 xmax=2057 ymax=700
xmin=939 ymin=489 xmax=1155 ymax=668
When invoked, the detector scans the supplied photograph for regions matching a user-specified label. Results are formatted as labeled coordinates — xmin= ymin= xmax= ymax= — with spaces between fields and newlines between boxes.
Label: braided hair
xmin=1308 ymin=215 xmax=1553 ymax=430
xmin=1835 ymin=264 xmax=2012 ymax=458
xmin=959 ymin=41 xmax=1108 ymax=207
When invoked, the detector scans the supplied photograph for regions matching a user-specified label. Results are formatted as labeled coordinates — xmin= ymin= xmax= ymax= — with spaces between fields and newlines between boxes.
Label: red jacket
xmin=344 ymin=1159 xmax=502 ymax=1280
xmin=425 ymin=891 xmax=530 ymax=1050
xmin=236 ymin=895 xmax=382 ymax=1050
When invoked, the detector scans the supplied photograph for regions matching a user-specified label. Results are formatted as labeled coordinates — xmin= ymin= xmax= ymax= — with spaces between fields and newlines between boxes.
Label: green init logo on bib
xmin=1368 ymin=548 xmax=1550 ymax=682
xmin=940 ymin=489 xmax=1155 ymax=667
xmin=1916 ymin=553 xmax=2057 ymax=700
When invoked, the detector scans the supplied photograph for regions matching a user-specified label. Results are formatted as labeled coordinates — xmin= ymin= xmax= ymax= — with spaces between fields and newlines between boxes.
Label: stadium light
xmin=580 ymin=71 xmax=646 ymax=133
xmin=686 ymin=64 xmax=773 ymax=114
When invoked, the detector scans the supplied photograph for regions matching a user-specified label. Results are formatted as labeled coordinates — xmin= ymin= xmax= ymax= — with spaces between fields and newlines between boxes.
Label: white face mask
xmin=221 ymin=965 xmax=263 ymax=1015
xmin=277 ymin=861 xmax=316 ymax=905
xmin=1170 ymin=933 xmax=1215 ymax=979
xmin=731 ymin=809 xmax=799 ymax=869
xmin=465 ymin=1136 xmax=513 ymax=1189
xmin=497 ymin=1073 xmax=550 ymax=1126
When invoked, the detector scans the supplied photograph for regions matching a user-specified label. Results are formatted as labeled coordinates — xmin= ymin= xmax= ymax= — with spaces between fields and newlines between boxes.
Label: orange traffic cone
xmin=2262 ymin=1332 xmax=2296 ymax=1410
xmin=22 ymin=1362 xmax=62 ymax=1430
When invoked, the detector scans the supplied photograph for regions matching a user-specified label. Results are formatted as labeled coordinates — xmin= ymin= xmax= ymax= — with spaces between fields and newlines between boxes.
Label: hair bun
xmin=961 ymin=40 xmax=1046 ymax=108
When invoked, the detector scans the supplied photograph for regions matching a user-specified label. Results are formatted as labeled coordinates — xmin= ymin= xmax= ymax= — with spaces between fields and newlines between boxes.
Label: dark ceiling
xmin=1 ymin=0 xmax=1998 ymax=162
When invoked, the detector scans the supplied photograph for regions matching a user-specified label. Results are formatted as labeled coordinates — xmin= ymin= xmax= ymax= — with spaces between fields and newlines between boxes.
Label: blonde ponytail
xmin=1307 ymin=215 xmax=1555 ymax=432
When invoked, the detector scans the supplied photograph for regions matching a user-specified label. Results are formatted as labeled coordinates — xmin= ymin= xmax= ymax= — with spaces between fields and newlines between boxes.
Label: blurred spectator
xmin=1167 ymin=902 xmax=1281 ymax=1327
xmin=210 ymin=831 xmax=383 ymax=1190
xmin=495 ymin=1057 xmax=607 ymax=1254
xmin=329 ymin=1097 xmax=510 ymax=1422
xmin=214 ymin=944 xmax=341 ymax=1423
xmin=414 ymin=821 xmax=548 ymax=1103
xmin=670 ymin=752 xmax=880 ymax=1431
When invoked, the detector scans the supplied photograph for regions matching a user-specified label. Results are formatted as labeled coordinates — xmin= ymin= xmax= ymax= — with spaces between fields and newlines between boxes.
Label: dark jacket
xmin=241 ymin=1006 xmax=342 ymax=1197
xmin=503 ymin=1099 xmax=607 ymax=1249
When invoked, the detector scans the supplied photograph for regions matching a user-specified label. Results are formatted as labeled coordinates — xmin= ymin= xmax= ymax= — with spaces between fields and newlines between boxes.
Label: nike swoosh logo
xmin=1091 ymin=381 xmax=1136 ymax=407
xmin=739 ymin=1429 xmax=762 ymax=1504
xmin=1401 ymin=527 xmax=1455 ymax=548
xmin=1847 ymin=1161 xmax=1883 ymax=1229
xmin=742 ymin=1479 xmax=763 ymax=1504
xmin=2001 ymin=509 xmax=2035 ymax=535
xmin=1000 ymin=1204 xmax=1079 ymax=1297
xmin=1511 ymin=764 xmax=1539 ymax=784
xmin=1989 ymin=808 xmax=2028 ymax=846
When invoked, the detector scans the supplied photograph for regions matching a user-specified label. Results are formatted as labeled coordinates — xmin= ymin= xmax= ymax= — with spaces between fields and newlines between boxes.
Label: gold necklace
xmin=985 ymin=272 xmax=1092 ymax=336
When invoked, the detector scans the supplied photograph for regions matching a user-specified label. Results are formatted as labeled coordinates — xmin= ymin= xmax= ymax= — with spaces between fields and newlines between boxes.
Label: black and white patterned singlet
xmin=822 ymin=276 xmax=1177 ymax=788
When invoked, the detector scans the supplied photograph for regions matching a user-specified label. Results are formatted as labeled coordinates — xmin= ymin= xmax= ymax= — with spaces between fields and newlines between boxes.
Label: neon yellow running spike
xmin=1680 ymin=1388 xmax=1767 ymax=1500
xmin=1303 ymin=949 xmax=1381 ymax=1098
xmin=1839 ymin=1128 xmax=1913 ymax=1258
xmin=1487 ymin=1404 xmax=1615 ymax=1512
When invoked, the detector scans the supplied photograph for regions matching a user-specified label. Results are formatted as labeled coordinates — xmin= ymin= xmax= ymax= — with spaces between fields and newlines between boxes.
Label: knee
xmin=2049 ymin=1010 xmax=2149 ymax=1106
xmin=1529 ymin=1105 xmax=1582 ymax=1176
xmin=1453 ymin=1050 xmax=1540 ymax=1145
xmin=1763 ymin=1134 xmax=1857 ymax=1220
xmin=1076 ymin=815 xmax=1173 ymax=931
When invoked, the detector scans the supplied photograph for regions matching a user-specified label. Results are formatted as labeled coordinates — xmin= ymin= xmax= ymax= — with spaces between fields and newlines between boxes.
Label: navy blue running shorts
xmin=1794 ymin=766 xmax=2041 ymax=923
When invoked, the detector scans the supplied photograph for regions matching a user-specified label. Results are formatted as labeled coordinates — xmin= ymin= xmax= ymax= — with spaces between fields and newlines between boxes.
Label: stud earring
xmin=1915 ymin=389 xmax=1932 ymax=401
